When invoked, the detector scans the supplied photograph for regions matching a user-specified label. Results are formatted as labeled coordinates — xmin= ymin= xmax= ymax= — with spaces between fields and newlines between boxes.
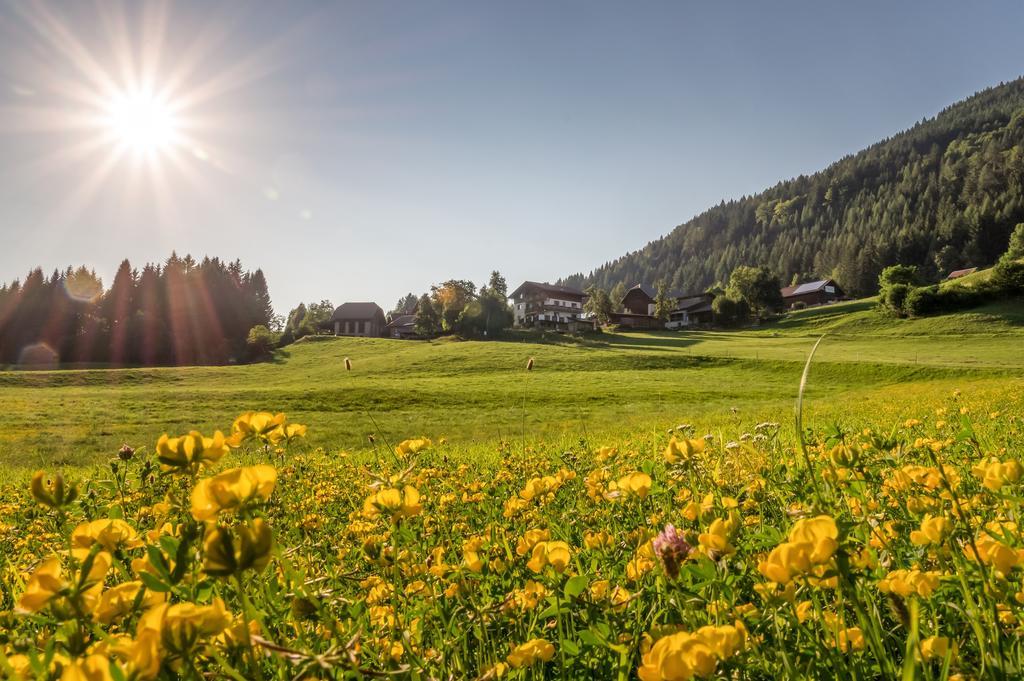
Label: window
xmin=824 ymin=285 xmax=835 ymax=293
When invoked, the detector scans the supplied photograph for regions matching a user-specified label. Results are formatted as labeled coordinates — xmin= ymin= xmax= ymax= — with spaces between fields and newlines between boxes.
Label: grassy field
xmin=1 ymin=298 xmax=1022 ymax=472
xmin=4 ymin=298 xmax=1024 ymax=680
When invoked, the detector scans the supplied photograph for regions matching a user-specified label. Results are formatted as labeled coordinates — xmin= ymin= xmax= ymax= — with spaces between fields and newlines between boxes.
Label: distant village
xmin=320 ymin=276 xmax=852 ymax=340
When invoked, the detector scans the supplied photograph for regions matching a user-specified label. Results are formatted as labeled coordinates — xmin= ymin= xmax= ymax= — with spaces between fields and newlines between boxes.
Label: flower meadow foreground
xmin=0 ymin=398 xmax=1023 ymax=679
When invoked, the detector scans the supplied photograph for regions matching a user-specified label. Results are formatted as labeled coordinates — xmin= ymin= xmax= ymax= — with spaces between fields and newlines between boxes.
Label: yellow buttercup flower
xmin=202 ymin=519 xmax=274 ymax=577
xmin=758 ymin=515 xmax=838 ymax=584
xmin=156 ymin=430 xmax=228 ymax=472
xmin=17 ymin=553 xmax=110 ymax=615
xmin=60 ymin=654 xmax=114 ymax=681
xmin=95 ymin=581 xmax=166 ymax=625
xmin=363 ymin=485 xmax=422 ymax=520
xmin=527 ymin=541 xmax=571 ymax=573
xmin=71 ymin=519 xmax=142 ymax=558
xmin=920 ymin=635 xmax=951 ymax=662
xmin=664 ymin=437 xmax=705 ymax=464
xmin=395 ymin=437 xmax=432 ymax=456
xmin=637 ymin=631 xmax=717 ymax=681
xmin=910 ymin=515 xmax=952 ymax=546
xmin=16 ymin=556 xmax=65 ymax=614
xmin=227 ymin=411 xmax=287 ymax=446
xmin=877 ymin=569 xmax=941 ymax=598
xmin=191 ymin=465 xmax=277 ymax=521
xmin=142 ymin=598 xmax=232 ymax=654
xmin=30 ymin=471 xmax=78 ymax=508
xmin=506 ymin=639 xmax=555 ymax=668
xmin=613 ymin=472 xmax=653 ymax=499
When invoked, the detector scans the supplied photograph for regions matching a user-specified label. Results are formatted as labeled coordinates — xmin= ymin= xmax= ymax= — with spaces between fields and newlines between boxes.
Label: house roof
xmin=673 ymin=293 xmax=713 ymax=311
xmin=623 ymin=284 xmax=695 ymax=304
xmin=509 ymin=281 xmax=586 ymax=299
xmin=781 ymin=279 xmax=837 ymax=298
xmin=945 ymin=267 xmax=978 ymax=280
xmin=385 ymin=314 xmax=417 ymax=328
xmin=331 ymin=302 xmax=384 ymax=321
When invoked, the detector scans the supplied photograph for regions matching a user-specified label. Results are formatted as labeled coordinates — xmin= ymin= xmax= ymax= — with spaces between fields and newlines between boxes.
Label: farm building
xmin=666 ymin=293 xmax=714 ymax=329
xmin=945 ymin=267 xmax=978 ymax=280
xmin=328 ymin=302 xmax=386 ymax=337
xmin=780 ymin=279 xmax=844 ymax=309
xmin=385 ymin=314 xmax=419 ymax=339
xmin=612 ymin=284 xmax=714 ymax=330
xmin=510 ymin=281 xmax=587 ymax=331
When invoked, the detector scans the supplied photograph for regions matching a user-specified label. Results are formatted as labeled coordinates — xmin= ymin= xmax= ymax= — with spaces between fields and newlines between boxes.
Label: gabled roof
xmin=385 ymin=314 xmax=417 ymax=328
xmin=509 ymin=281 xmax=586 ymax=299
xmin=331 ymin=302 xmax=384 ymax=320
xmin=781 ymin=279 xmax=838 ymax=297
xmin=945 ymin=267 xmax=977 ymax=280
xmin=673 ymin=293 xmax=713 ymax=311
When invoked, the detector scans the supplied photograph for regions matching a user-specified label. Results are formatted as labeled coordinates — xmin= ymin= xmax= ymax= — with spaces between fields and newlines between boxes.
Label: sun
xmin=103 ymin=89 xmax=180 ymax=154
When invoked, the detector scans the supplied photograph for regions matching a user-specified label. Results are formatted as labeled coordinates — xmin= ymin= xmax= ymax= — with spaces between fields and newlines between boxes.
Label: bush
xmin=878 ymin=283 xmax=912 ymax=317
xmin=992 ymin=259 xmax=1024 ymax=294
xmin=712 ymin=295 xmax=750 ymax=327
xmin=246 ymin=325 xmax=279 ymax=360
xmin=791 ymin=301 xmax=807 ymax=311
xmin=902 ymin=286 xmax=940 ymax=317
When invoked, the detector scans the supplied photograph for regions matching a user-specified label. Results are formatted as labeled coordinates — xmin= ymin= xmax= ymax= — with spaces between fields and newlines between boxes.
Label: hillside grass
xmin=1 ymin=298 xmax=1022 ymax=473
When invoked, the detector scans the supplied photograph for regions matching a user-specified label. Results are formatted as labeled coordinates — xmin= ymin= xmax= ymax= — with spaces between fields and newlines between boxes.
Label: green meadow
xmin=1 ymin=298 xmax=1021 ymax=473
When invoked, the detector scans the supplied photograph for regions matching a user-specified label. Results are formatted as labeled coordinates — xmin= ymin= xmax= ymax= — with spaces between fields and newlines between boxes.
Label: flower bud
xmin=30 ymin=471 xmax=78 ymax=509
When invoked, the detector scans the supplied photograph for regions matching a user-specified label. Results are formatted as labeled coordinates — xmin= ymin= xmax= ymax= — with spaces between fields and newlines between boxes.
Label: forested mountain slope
xmin=562 ymin=77 xmax=1024 ymax=296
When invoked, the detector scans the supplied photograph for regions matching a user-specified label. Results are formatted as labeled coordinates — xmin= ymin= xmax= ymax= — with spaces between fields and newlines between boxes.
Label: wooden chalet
xmin=385 ymin=313 xmax=419 ymax=339
xmin=780 ymin=279 xmax=844 ymax=309
xmin=509 ymin=281 xmax=587 ymax=331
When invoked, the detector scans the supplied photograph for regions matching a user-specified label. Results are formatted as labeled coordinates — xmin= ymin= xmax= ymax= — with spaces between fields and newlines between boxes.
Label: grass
xmin=3 ymin=297 xmax=1024 ymax=679
xmin=1 ymin=297 xmax=1022 ymax=473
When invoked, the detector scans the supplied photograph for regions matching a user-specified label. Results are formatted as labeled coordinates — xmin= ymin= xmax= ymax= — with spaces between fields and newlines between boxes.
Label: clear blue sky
xmin=0 ymin=1 xmax=1022 ymax=315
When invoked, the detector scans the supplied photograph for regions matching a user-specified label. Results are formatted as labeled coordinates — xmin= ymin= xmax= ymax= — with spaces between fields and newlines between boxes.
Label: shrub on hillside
xmin=711 ymin=294 xmax=750 ymax=327
xmin=246 ymin=325 xmax=279 ymax=360
xmin=878 ymin=283 xmax=913 ymax=317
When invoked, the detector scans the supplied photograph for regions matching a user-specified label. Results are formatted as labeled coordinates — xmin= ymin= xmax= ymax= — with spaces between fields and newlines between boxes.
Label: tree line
xmin=562 ymin=77 xmax=1024 ymax=299
xmin=0 ymin=253 xmax=273 ymax=366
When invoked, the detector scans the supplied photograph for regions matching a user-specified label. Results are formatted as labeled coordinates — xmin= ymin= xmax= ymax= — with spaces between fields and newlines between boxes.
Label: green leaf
xmin=138 ymin=571 xmax=171 ymax=593
xmin=563 ymin=575 xmax=589 ymax=598
xmin=561 ymin=639 xmax=580 ymax=657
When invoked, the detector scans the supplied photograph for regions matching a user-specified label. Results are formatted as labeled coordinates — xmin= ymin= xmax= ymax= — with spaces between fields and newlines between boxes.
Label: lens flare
xmin=104 ymin=89 xmax=179 ymax=153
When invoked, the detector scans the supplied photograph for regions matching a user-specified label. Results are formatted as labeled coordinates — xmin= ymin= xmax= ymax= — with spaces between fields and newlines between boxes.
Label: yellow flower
xmin=527 ymin=541 xmax=571 ymax=573
xmin=17 ymin=553 xmax=110 ymax=615
xmin=920 ymin=635 xmax=951 ymax=662
xmin=60 ymin=655 xmax=113 ymax=681
xmin=202 ymin=519 xmax=274 ymax=577
xmin=973 ymin=459 xmax=1023 ymax=491
xmin=16 ymin=556 xmax=65 ymax=613
xmin=615 ymin=472 xmax=653 ymax=499
xmin=395 ymin=437 xmax=432 ymax=456
xmin=142 ymin=598 xmax=232 ymax=654
xmin=787 ymin=515 xmax=839 ymax=562
xmin=363 ymin=485 xmax=422 ymax=520
xmin=910 ymin=515 xmax=952 ymax=546
xmin=664 ymin=437 xmax=705 ymax=464
xmin=71 ymin=519 xmax=142 ymax=558
xmin=30 ymin=471 xmax=78 ymax=508
xmin=964 ymin=535 xmax=1021 ymax=574
xmin=516 ymin=529 xmax=551 ymax=556
xmin=877 ymin=569 xmax=941 ymax=598
xmin=698 ymin=517 xmax=737 ymax=558
xmin=506 ymin=639 xmax=555 ymax=668
xmin=637 ymin=631 xmax=717 ymax=681
xmin=758 ymin=542 xmax=812 ymax=584
xmin=95 ymin=581 xmax=166 ymax=625
xmin=227 ymin=411 xmax=287 ymax=446
xmin=156 ymin=430 xmax=228 ymax=472
xmin=191 ymin=465 xmax=277 ymax=521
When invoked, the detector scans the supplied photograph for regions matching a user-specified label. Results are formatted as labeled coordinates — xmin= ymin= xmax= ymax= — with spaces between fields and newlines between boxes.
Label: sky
xmin=0 ymin=1 xmax=1023 ymax=316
